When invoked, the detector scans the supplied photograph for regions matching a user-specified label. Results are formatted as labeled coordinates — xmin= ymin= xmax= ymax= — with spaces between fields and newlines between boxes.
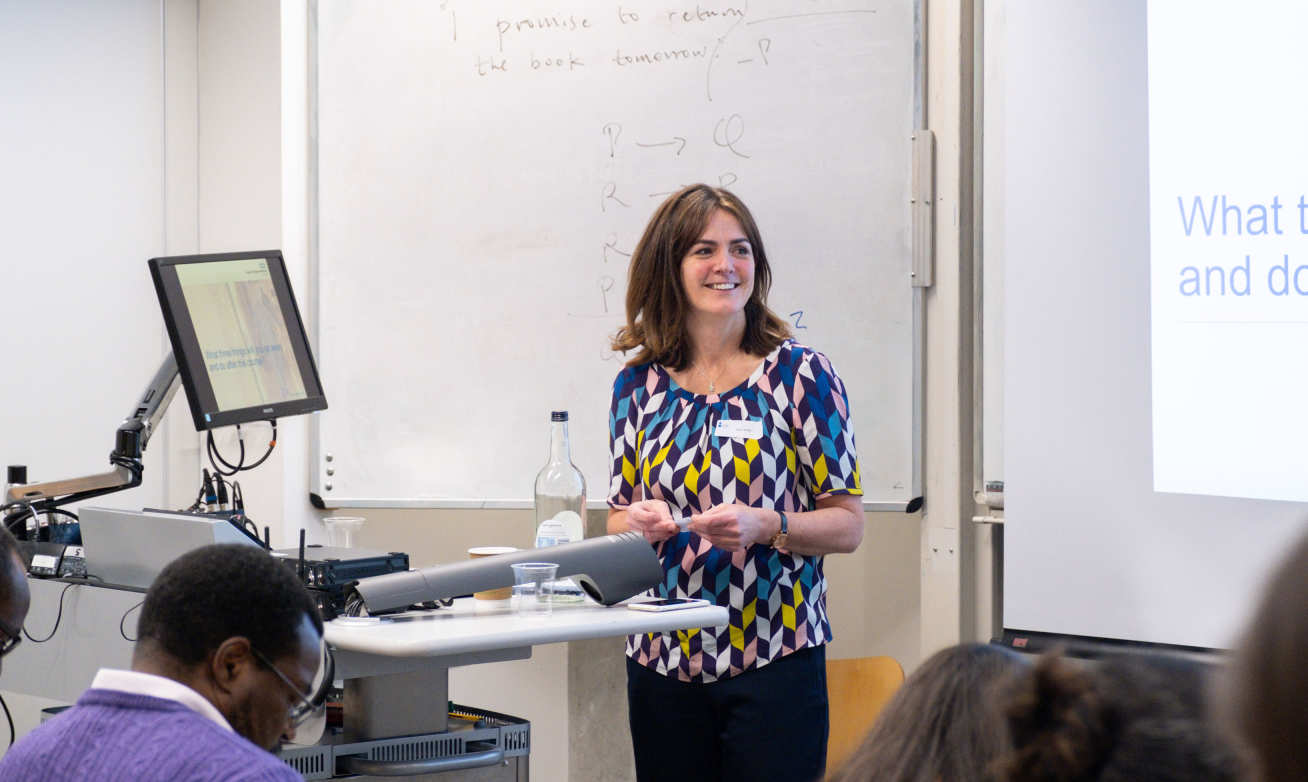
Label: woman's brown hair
xmin=999 ymin=652 xmax=1239 ymax=782
xmin=1221 ymin=525 xmax=1308 ymax=782
xmin=610 ymin=184 xmax=790 ymax=370
xmin=827 ymin=643 xmax=1026 ymax=782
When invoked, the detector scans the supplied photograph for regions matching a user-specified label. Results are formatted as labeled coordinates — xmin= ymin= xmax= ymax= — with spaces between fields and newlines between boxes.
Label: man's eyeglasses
xmin=250 ymin=641 xmax=334 ymax=727
xmin=0 ymin=620 xmax=22 ymax=658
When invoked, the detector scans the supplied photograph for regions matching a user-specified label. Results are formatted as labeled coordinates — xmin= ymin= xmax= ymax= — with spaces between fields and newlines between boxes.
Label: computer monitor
xmin=149 ymin=250 xmax=327 ymax=431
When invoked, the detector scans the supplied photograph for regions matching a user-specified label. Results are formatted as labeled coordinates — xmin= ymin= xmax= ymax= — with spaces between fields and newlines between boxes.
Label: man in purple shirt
xmin=0 ymin=543 xmax=329 ymax=781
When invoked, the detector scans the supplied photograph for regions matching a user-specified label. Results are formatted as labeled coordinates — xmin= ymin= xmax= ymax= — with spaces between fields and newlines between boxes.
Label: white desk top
xmin=325 ymin=598 xmax=727 ymax=661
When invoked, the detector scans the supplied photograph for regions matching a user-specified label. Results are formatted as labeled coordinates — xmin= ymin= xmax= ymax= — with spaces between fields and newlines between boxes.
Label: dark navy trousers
xmin=626 ymin=644 xmax=829 ymax=782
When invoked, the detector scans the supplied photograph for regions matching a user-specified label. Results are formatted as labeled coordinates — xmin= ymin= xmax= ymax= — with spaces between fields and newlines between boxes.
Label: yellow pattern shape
xmin=734 ymin=456 xmax=750 ymax=485
xmin=687 ymin=450 xmax=712 ymax=494
xmin=814 ymin=453 xmax=829 ymax=486
xmin=643 ymin=442 xmax=673 ymax=486
xmin=781 ymin=582 xmax=802 ymax=631
xmin=679 ymin=627 xmax=699 ymax=658
xmin=730 ymin=599 xmax=756 ymax=651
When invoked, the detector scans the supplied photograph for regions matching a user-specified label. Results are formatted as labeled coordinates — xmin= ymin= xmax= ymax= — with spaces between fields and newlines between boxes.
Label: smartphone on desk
xmin=627 ymin=597 xmax=710 ymax=612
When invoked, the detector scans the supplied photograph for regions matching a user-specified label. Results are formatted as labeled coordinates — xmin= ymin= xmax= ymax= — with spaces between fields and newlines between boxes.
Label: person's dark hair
xmin=137 ymin=544 xmax=322 ymax=665
xmin=611 ymin=184 xmax=791 ymax=370
xmin=827 ymin=643 xmax=1026 ymax=782
xmin=998 ymin=653 xmax=1240 ymax=782
xmin=0 ymin=527 xmax=20 ymax=569
xmin=1221 ymin=525 xmax=1308 ymax=782
xmin=0 ymin=527 xmax=23 ymax=609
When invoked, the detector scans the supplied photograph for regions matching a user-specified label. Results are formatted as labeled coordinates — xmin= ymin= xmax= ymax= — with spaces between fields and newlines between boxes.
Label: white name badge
xmin=714 ymin=418 xmax=763 ymax=440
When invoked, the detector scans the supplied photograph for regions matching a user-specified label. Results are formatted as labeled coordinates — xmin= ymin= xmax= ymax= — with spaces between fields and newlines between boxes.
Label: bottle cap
xmin=7 ymin=465 xmax=26 ymax=484
xmin=551 ymin=411 xmax=568 ymax=422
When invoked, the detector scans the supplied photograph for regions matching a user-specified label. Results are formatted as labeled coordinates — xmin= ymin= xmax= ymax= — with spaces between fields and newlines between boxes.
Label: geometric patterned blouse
xmin=607 ymin=339 xmax=862 ymax=683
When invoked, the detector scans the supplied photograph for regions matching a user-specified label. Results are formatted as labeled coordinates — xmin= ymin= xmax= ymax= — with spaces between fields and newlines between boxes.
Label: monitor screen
xmin=149 ymin=250 xmax=327 ymax=431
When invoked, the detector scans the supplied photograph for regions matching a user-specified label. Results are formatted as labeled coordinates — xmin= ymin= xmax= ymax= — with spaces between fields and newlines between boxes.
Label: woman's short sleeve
xmin=789 ymin=348 xmax=862 ymax=499
xmin=608 ymin=367 xmax=643 ymax=507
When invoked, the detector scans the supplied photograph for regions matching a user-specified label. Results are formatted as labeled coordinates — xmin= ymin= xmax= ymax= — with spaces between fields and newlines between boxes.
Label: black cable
xmin=120 ymin=600 xmax=144 ymax=643
xmin=184 ymin=481 xmax=206 ymax=512
xmin=224 ymin=513 xmax=262 ymax=546
xmin=23 ymin=582 xmax=76 ymax=643
xmin=202 ymin=468 xmax=217 ymax=504
xmin=242 ymin=420 xmax=277 ymax=470
xmin=2 ymin=510 xmax=36 ymax=538
xmin=109 ymin=454 xmax=144 ymax=474
xmin=1 ymin=691 xmax=13 ymax=750
xmin=207 ymin=426 xmax=247 ymax=475
xmin=207 ymin=421 xmax=277 ymax=477
xmin=2 ymin=503 xmax=38 ymax=536
xmin=4 ymin=505 xmax=78 ymax=541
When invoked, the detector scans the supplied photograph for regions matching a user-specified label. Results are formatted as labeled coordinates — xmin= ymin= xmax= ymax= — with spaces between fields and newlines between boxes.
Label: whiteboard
xmin=312 ymin=0 xmax=918 ymax=508
xmin=0 ymin=0 xmax=167 ymax=512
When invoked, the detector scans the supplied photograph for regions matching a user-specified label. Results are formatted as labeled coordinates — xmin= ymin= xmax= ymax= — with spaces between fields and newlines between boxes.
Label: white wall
xmin=0 ymin=0 xmax=169 ymax=512
xmin=162 ymin=0 xmax=203 ymax=509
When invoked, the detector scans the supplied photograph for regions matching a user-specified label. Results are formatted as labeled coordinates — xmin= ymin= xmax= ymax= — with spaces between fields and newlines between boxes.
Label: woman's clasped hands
xmin=623 ymin=499 xmax=680 ymax=544
xmin=625 ymin=499 xmax=773 ymax=551
xmin=687 ymin=503 xmax=772 ymax=552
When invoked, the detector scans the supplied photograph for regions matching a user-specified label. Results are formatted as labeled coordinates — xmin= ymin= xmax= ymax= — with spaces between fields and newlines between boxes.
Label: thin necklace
xmin=697 ymin=362 xmax=729 ymax=395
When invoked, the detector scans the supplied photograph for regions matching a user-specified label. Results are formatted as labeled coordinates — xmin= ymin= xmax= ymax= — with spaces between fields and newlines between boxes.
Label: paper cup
xmin=468 ymin=546 xmax=517 ymax=600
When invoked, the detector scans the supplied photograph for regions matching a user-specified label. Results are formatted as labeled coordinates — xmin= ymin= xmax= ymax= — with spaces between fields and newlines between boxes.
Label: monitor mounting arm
xmin=5 ymin=353 xmax=181 ymax=511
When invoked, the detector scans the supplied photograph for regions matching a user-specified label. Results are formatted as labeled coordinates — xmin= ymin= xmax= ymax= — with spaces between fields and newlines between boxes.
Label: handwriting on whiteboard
xmin=472 ymin=3 xmax=775 ymax=89
xmin=516 ymin=2 xmax=881 ymax=333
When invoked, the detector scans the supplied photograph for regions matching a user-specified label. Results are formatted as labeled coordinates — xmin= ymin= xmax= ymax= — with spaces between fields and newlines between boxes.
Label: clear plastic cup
xmin=322 ymin=516 xmax=365 ymax=548
xmin=510 ymin=562 xmax=558 ymax=617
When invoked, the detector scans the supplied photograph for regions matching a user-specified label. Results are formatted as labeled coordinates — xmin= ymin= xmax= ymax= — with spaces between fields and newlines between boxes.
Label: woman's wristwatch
xmin=769 ymin=510 xmax=789 ymax=549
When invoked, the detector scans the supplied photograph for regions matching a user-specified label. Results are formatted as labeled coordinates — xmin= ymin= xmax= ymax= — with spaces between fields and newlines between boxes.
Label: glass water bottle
xmin=534 ymin=411 xmax=586 ymax=601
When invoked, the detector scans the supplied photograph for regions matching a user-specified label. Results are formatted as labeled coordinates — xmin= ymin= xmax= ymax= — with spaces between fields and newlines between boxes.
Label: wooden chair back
xmin=825 ymin=655 xmax=905 ymax=776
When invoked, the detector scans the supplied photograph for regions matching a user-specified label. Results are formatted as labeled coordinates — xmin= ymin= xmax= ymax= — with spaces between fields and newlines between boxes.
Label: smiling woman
xmin=678 ymin=210 xmax=756 ymax=335
xmin=610 ymin=184 xmax=789 ymax=375
xmin=606 ymin=184 xmax=865 ymax=782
